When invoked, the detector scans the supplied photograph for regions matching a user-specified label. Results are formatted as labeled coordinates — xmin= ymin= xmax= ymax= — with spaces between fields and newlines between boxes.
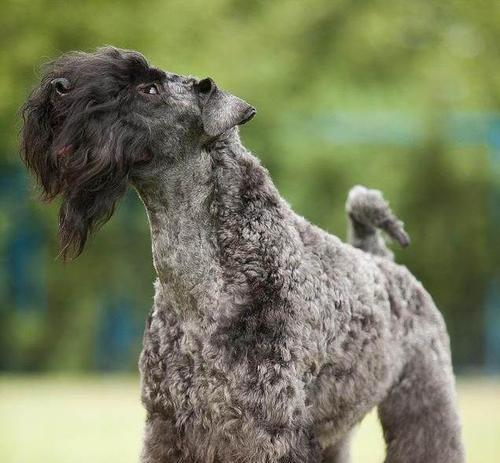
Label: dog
xmin=21 ymin=47 xmax=464 ymax=462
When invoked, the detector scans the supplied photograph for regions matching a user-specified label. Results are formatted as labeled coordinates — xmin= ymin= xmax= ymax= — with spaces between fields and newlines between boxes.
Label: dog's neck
xmin=136 ymin=141 xmax=219 ymax=317
xmin=136 ymin=130 xmax=290 ymax=318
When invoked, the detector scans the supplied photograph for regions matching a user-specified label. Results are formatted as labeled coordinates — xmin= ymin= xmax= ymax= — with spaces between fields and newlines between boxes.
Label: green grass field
xmin=0 ymin=376 xmax=499 ymax=462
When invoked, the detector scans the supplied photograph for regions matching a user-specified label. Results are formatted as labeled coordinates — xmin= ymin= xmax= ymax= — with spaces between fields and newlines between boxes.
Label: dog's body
xmin=21 ymin=48 xmax=464 ymax=462
xmin=138 ymin=137 xmax=461 ymax=463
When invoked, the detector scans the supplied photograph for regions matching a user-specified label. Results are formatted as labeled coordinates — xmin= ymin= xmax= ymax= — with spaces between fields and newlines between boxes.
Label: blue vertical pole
xmin=485 ymin=118 xmax=500 ymax=372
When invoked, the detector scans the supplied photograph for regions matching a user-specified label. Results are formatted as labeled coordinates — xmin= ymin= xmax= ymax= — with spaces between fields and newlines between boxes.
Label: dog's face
xmin=20 ymin=47 xmax=255 ymax=259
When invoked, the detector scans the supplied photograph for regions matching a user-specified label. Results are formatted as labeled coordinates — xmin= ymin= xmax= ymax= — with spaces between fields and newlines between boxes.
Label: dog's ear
xmin=56 ymin=116 xmax=147 ymax=259
xmin=197 ymin=78 xmax=256 ymax=138
xmin=21 ymin=77 xmax=65 ymax=200
xmin=21 ymin=73 xmax=150 ymax=260
xmin=51 ymin=77 xmax=71 ymax=96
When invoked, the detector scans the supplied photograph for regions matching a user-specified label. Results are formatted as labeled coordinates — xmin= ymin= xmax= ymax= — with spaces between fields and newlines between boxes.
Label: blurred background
xmin=0 ymin=0 xmax=499 ymax=462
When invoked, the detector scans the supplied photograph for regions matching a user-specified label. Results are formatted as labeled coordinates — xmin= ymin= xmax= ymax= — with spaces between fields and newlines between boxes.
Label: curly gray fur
xmin=138 ymin=137 xmax=463 ymax=463
xmin=346 ymin=185 xmax=410 ymax=260
xmin=20 ymin=48 xmax=464 ymax=463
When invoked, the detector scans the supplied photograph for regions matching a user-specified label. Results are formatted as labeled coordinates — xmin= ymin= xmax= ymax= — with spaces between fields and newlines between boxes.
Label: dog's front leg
xmin=276 ymin=431 xmax=323 ymax=463
xmin=141 ymin=413 xmax=184 ymax=463
xmin=320 ymin=432 xmax=352 ymax=463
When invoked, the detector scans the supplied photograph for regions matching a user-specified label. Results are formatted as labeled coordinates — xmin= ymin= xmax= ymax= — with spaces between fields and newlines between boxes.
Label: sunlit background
xmin=1 ymin=1 xmax=499 ymax=462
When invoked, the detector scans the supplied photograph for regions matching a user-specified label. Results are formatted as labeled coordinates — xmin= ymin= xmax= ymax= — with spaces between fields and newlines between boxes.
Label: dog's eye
xmin=140 ymin=84 xmax=159 ymax=95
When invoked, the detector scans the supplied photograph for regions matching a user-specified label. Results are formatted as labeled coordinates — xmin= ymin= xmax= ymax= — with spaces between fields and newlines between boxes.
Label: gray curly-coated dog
xmin=21 ymin=47 xmax=464 ymax=462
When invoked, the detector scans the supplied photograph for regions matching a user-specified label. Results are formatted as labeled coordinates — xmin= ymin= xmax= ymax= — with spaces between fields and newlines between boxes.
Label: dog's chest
xmin=138 ymin=249 xmax=400 ymax=449
xmin=140 ymin=306 xmax=258 ymax=431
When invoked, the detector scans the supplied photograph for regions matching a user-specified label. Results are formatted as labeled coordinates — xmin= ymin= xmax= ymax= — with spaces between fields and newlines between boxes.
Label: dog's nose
xmin=239 ymin=107 xmax=256 ymax=125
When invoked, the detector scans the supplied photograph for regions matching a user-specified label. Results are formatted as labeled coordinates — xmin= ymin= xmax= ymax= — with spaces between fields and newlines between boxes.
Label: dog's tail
xmin=346 ymin=185 xmax=410 ymax=260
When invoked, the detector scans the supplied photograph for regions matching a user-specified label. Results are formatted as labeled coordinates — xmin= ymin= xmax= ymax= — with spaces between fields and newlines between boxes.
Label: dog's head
xmin=20 ymin=47 xmax=255 ymax=259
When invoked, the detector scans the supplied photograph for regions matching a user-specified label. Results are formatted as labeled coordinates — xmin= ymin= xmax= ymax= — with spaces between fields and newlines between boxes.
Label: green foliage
xmin=0 ymin=0 xmax=498 ymax=370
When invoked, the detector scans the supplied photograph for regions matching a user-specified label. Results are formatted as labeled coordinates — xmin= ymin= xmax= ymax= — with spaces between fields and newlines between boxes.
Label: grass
xmin=1 ymin=376 xmax=499 ymax=462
